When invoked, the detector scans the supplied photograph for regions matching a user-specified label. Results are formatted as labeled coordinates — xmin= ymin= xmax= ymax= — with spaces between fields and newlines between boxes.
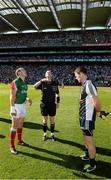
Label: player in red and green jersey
xmin=10 ymin=68 xmax=32 ymax=154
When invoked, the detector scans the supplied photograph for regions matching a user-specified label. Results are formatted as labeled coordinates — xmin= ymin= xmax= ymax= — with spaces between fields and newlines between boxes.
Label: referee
xmin=74 ymin=66 xmax=101 ymax=173
xmin=34 ymin=70 xmax=60 ymax=141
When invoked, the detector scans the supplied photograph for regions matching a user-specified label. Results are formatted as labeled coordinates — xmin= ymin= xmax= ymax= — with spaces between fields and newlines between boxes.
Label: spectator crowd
xmin=0 ymin=64 xmax=111 ymax=87
xmin=0 ymin=30 xmax=110 ymax=48
xmin=0 ymin=30 xmax=111 ymax=87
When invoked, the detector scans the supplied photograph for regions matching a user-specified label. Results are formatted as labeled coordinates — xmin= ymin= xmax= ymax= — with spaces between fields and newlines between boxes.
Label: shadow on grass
xmin=0 ymin=135 xmax=5 ymax=138
xmin=56 ymin=137 xmax=111 ymax=157
xmin=0 ymin=118 xmax=11 ymax=124
xmin=73 ymin=160 xmax=111 ymax=178
xmin=56 ymin=137 xmax=84 ymax=150
xmin=19 ymin=144 xmax=111 ymax=178
xmin=0 ymin=118 xmax=59 ymax=132
xmin=24 ymin=121 xmax=43 ymax=130
xmin=24 ymin=121 xmax=59 ymax=132
xmin=19 ymin=145 xmax=84 ymax=172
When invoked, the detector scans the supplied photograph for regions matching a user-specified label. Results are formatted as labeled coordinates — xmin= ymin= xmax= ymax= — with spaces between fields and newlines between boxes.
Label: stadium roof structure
xmin=0 ymin=0 xmax=111 ymax=33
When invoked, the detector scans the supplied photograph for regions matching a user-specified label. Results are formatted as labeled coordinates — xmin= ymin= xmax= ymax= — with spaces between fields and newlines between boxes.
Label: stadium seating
xmin=0 ymin=30 xmax=110 ymax=48
xmin=0 ymin=64 xmax=111 ymax=86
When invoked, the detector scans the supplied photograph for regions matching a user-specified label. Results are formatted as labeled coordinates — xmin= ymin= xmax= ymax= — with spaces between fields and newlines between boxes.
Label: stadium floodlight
xmin=46 ymin=0 xmax=62 ymax=29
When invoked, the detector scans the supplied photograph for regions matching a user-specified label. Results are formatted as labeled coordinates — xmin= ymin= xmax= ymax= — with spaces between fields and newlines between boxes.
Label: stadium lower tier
xmin=0 ymin=63 xmax=111 ymax=87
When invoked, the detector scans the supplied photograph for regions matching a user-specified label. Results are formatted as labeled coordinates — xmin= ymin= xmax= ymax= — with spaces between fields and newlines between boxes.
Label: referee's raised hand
xmin=41 ymin=78 xmax=47 ymax=82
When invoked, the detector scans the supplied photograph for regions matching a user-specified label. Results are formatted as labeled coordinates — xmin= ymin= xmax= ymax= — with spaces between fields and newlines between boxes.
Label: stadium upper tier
xmin=0 ymin=30 xmax=111 ymax=48
xmin=0 ymin=0 xmax=111 ymax=32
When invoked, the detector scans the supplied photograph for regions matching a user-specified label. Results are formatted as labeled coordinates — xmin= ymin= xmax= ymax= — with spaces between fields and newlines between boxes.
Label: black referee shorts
xmin=40 ymin=102 xmax=56 ymax=116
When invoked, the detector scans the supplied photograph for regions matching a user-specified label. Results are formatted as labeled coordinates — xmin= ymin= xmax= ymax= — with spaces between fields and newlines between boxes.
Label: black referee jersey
xmin=37 ymin=80 xmax=59 ymax=103
xmin=80 ymin=80 xmax=97 ymax=130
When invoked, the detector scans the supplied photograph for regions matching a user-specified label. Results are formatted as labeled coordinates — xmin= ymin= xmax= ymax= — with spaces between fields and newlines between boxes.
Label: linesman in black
xmin=34 ymin=70 xmax=60 ymax=141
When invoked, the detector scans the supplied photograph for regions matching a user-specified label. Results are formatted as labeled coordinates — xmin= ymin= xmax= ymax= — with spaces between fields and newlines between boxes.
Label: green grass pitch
xmin=0 ymin=84 xmax=111 ymax=179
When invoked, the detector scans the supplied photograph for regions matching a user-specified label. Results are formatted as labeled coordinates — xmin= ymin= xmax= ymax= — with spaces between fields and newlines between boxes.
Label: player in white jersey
xmin=74 ymin=66 xmax=101 ymax=173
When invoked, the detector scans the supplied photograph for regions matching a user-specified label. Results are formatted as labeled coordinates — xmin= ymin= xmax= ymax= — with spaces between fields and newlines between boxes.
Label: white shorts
xmin=14 ymin=103 xmax=26 ymax=119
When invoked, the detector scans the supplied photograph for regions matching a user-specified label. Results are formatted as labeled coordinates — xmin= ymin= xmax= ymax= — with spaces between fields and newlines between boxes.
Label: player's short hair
xmin=15 ymin=68 xmax=24 ymax=77
xmin=45 ymin=70 xmax=52 ymax=77
xmin=74 ymin=66 xmax=87 ymax=75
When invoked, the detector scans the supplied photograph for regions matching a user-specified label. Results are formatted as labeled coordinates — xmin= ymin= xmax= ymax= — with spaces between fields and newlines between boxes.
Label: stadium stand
xmin=0 ymin=30 xmax=110 ymax=48
xmin=0 ymin=63 xmax=111 ymax=87
xmin=0 ymin=30 xmax=111 ymax=87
